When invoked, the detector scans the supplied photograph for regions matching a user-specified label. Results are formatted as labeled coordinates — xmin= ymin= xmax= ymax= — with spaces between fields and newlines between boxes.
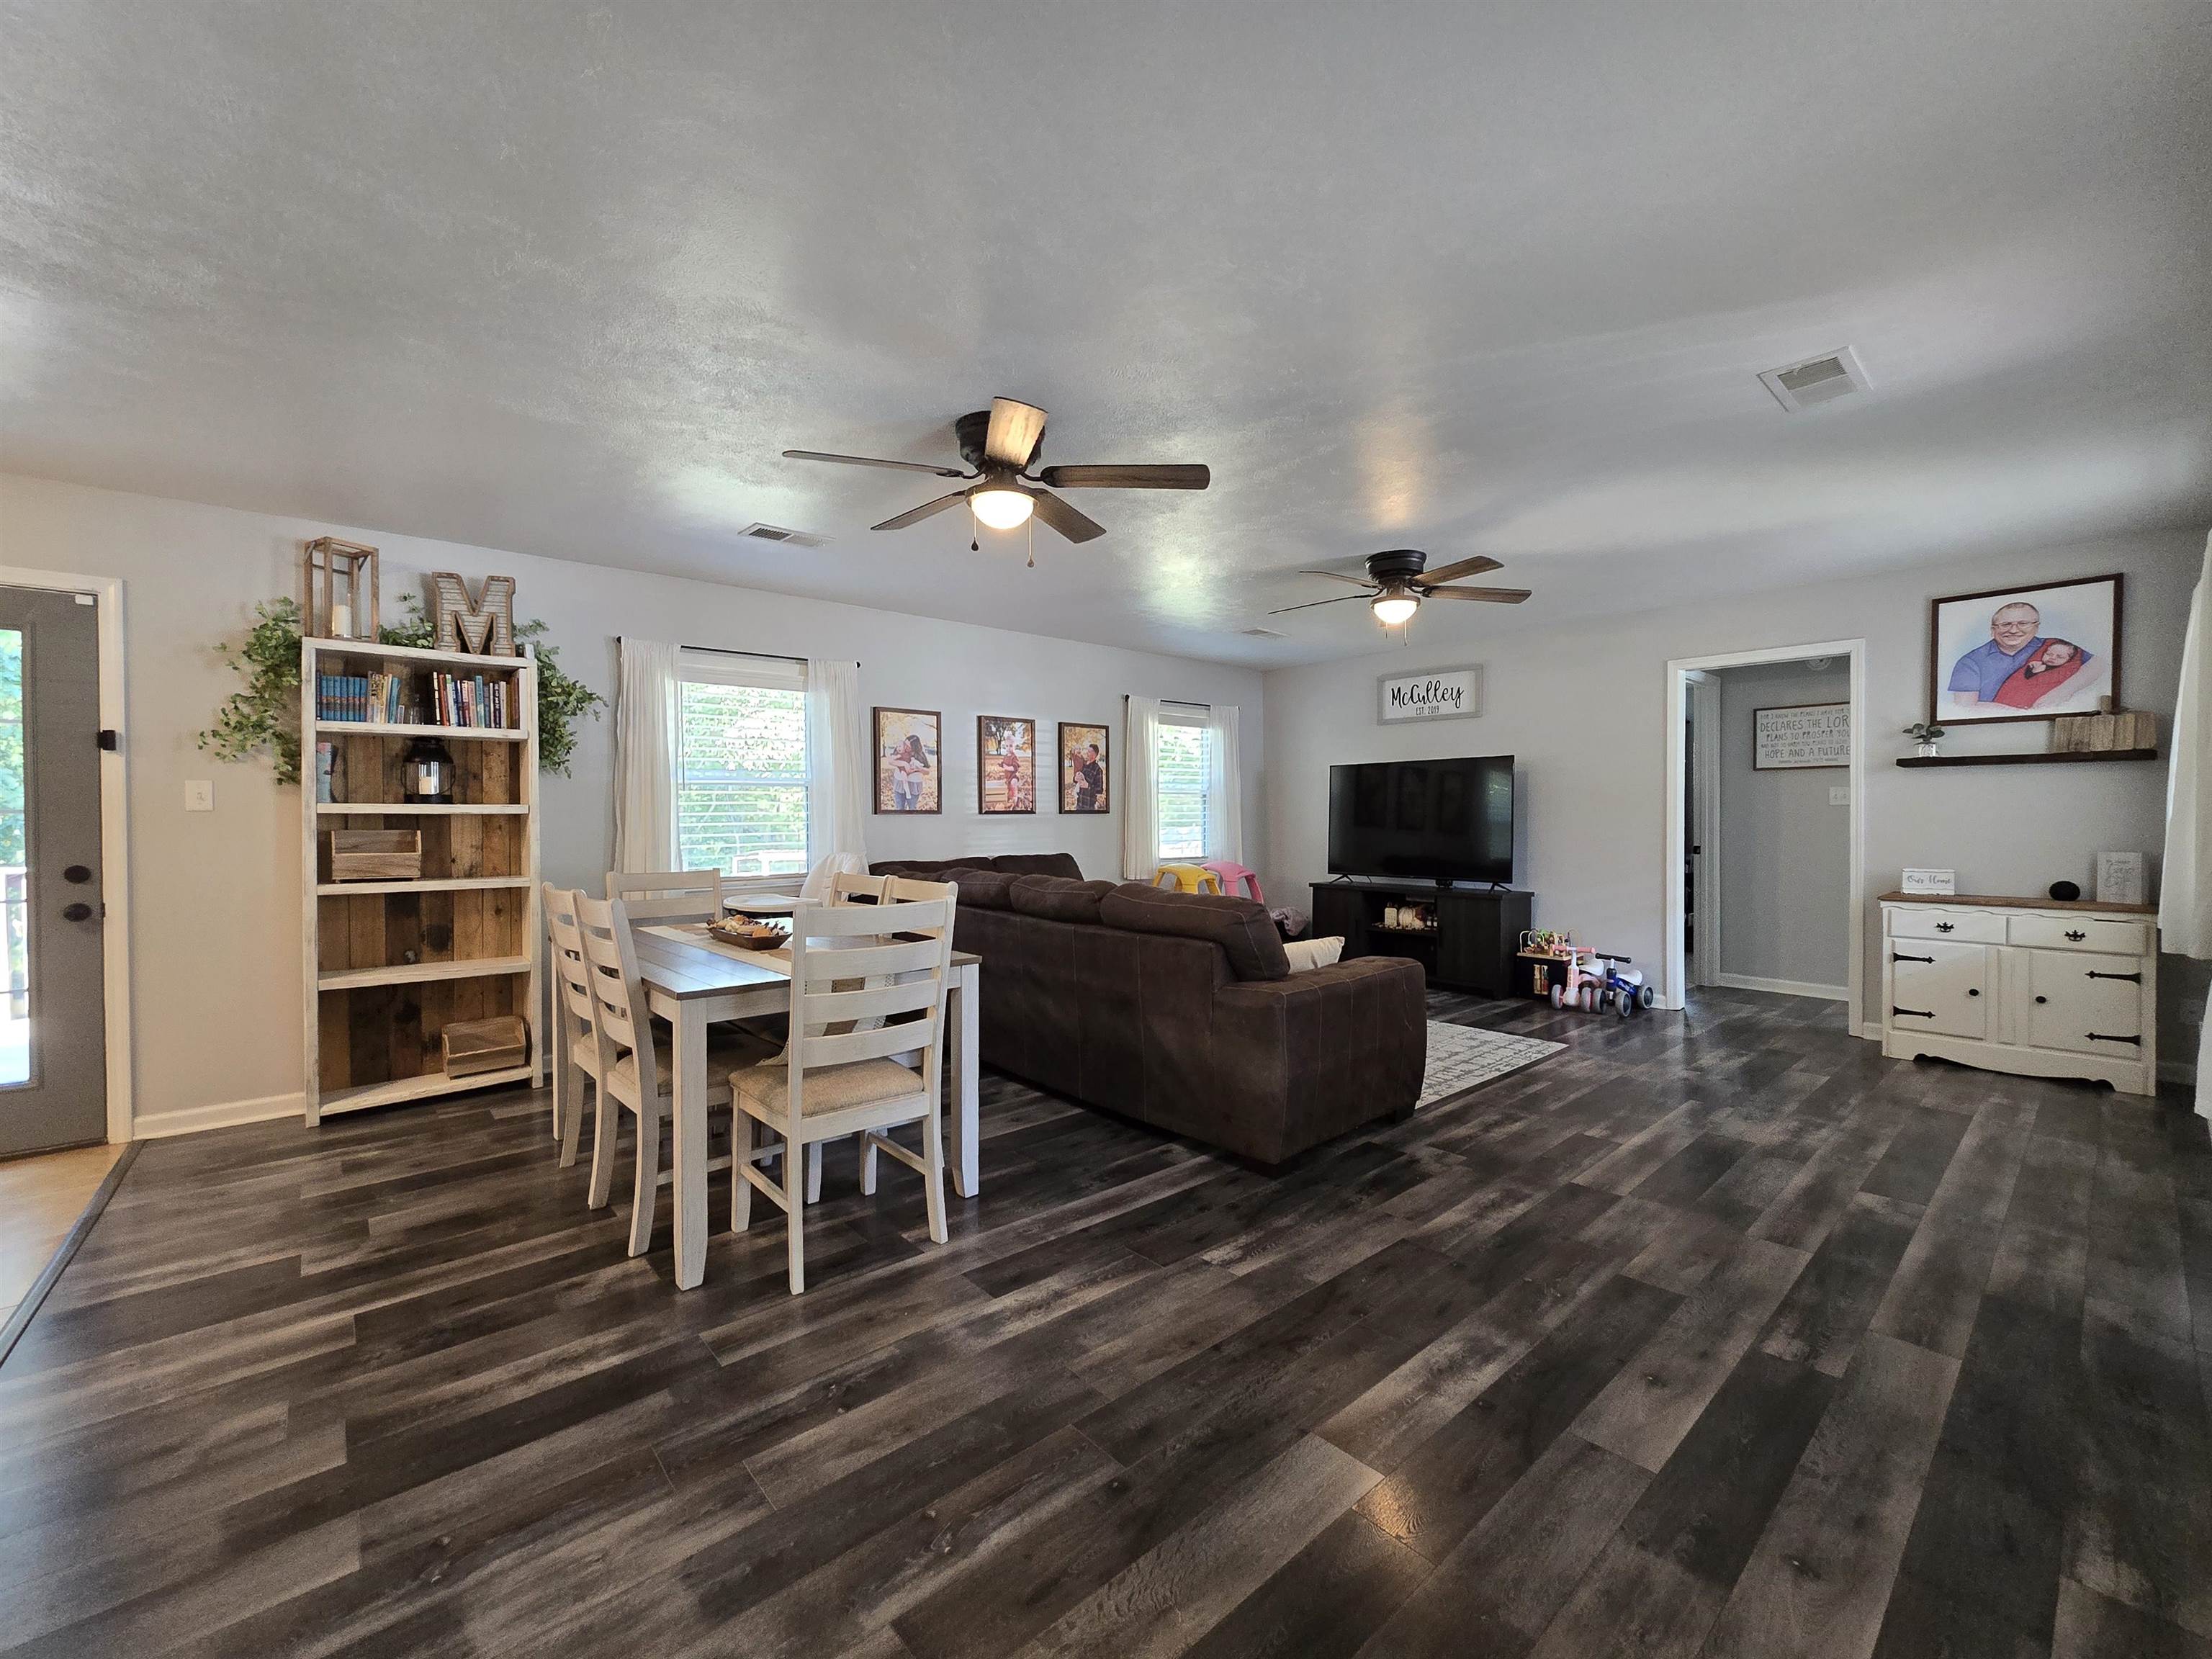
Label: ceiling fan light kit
xmin=1371 ymin=591 xmax=1420 ymax=626
xmin=783 ymin=395 xmax=1209 ymax=557
xmin=968 ymin=483 xmax=1035 ymax=530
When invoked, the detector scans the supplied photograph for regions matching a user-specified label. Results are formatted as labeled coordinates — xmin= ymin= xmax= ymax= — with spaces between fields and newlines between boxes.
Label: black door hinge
xmin=97 ymin=729 xmax=118 ymax=751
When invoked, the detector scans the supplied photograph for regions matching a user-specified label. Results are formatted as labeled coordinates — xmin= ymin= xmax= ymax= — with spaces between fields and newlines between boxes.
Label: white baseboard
xmin=1855 ymin=1020 xmax=1882 ymax=1042
xmin=1715 ymin=973 xmax=1851 ymax=1003
xmin=131 ymin=1090 xmax=302 ymax=1140
xmin=2159 ymin=1058 xmax=2200 ymax=1088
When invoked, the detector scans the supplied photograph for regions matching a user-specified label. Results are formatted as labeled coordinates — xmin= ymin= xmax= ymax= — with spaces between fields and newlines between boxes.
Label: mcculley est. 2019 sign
xmin=1377 ymin=665 xmax=1483 ymax=725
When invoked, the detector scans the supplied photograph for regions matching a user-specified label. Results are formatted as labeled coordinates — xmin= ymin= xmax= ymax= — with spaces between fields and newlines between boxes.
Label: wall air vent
xmin=736 ymin=523 xmax=827 ymax=547
xmin=1759 ymin=346 xmax=1869 ymax=412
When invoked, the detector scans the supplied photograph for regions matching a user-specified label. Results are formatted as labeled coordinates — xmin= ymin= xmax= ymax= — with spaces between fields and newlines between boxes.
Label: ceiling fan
xmin=783 ymin=396 xmax=1209 ymax=549
xmin=1269 ymin=549 xmax=1532 ymax=626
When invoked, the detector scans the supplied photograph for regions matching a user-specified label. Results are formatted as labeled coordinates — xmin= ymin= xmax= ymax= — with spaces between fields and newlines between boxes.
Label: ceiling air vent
xmin=1760 ymin=346 xmax=1869 ymax=412
xmin=736 ymin=522 xmax=827 ymax=547
xmin=1241 ymin=626 xmax=1287 ymax=639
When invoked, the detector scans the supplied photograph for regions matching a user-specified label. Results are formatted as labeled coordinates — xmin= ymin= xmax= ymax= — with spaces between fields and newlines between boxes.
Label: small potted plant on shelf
xmin=1903 ymin=720 xmax=1946 ymax=758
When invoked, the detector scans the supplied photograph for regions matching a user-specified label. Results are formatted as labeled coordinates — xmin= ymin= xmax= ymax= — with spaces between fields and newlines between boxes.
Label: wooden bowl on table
xmin=707 ymin=917 xmax=787 ymax=951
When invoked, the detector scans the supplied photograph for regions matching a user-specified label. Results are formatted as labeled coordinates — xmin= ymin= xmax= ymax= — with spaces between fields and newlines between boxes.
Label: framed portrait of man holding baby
xmin=1928 ymin=573 xmax=2122 ymax=727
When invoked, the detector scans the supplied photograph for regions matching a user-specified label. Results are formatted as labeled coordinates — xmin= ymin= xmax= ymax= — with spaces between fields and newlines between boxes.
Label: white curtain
xmin=805 ymin=657 xmax=868 ymax=869
xmin=1203 ymin=702 xmax=1244 ymax=865
xmin=2160 ymin=531 xmax=2211 ymax=1117
xmin=1123 ymin=695 xmax=1164 ymax=880
xmin=612 ymin=637 xmax=679 ymax=873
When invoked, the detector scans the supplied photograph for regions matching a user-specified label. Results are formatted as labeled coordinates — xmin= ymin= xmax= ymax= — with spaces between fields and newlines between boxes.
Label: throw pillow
xmin=1284 ymin=935 xmax=1346 ymax=973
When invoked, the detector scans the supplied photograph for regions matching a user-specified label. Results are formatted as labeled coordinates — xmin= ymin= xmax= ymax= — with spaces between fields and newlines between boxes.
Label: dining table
xmin=628 ymin=924 xmax=983 ymax=1290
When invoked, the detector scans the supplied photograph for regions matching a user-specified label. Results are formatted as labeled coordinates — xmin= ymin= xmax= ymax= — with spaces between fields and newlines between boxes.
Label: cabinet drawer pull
xmin=2084 ymin=970 xmax=2141 ymax=984
xmin=1935 ymin=922 xmax=1954 ymax=932
xmin=1891 ymin=952 xmax=1934 ymax=964
xmin=2065 ymin=930 xmax=2087 ymax=941
xmin=1892 ymin=1006 xmax=1935 ymax=1020
xmin=2035 ymin=995 xmax=2047 ymax=1004
xmin=2085 ymin=1031 xmax=2141 ymax=1046
xmin=1966 ymin=989 xmax=1980 ymax=997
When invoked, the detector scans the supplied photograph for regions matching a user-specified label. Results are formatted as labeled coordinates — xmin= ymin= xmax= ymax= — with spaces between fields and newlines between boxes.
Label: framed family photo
xmin=977 ymin=715 xmax=1036 ymax=814
xmin=1058 ymin=722 xmax=1110 ymax=813
xmin=872 ymin=706 xmax=940 ymax=814
xmin=1928 ymin=573 xmax=2121 ymax=726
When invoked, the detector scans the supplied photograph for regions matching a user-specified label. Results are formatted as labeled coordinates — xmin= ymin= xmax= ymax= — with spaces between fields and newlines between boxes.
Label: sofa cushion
xmin=1009 ymin=874 xmax=1117 ymax=925
xmin=1098 ymin=881 xmax=1292 ymax=981
xmin=871 ymin=858 xmax=992 ymax=878
xmin=992 ymin=853 xmax=1084 ymax=879
xmin=943 ymin=866 xmax=1017 ymax=909
xmin=1284 ymin=935 xmax=1346 ymax=973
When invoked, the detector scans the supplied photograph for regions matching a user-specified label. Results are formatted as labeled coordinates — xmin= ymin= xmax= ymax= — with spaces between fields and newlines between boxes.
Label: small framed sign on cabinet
xmin=1377 ymin=665 xmax=1482 ymax=725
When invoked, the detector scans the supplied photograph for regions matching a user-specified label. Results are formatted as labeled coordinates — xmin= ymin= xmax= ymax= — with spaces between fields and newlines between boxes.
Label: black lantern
xmin=402 ymin=734 xmax=455 ymax=804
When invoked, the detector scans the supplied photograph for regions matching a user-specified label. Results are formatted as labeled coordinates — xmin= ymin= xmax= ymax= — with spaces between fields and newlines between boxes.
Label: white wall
xmin=1712 ymin=660 xmax=1851 ymax=992
xmin=1263 ymin=526 xmax=2208 ymax=1061
xmin=0 ymin=473 xmax=1263 ymax=1132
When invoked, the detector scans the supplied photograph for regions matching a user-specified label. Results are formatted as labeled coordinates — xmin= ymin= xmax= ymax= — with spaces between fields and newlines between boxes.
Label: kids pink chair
xmin=1201 ymin=860 xmax=1264 ymax=904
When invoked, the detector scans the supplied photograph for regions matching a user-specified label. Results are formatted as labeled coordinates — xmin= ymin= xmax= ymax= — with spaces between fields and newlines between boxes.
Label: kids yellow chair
xmin=1153 ymin=863 xmax=1224 ymax=895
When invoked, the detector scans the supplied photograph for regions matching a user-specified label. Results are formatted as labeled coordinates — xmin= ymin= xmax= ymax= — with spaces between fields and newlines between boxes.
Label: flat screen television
xmin=1327 ymin=755 xmax=1515 ymax=884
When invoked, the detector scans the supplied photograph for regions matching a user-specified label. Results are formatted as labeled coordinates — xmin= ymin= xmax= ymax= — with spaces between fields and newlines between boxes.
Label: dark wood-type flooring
xmin=3 ymin=989 xmax=2209 ymax=1658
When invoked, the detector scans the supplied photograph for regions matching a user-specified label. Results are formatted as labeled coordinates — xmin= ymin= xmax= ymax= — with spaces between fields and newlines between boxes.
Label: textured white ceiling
xmin=3 ymin=1 xmax=2208 ymax=665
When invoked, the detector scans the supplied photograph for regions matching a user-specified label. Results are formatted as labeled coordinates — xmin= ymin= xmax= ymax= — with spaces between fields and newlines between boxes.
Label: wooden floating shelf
xmin=315 ymin=721 xmax=526 ymax=741
xmin=315 ymin=876 xmax=536 ymax=896
xmin=316 ymin=801 xmax=531 ymax=815
xmin=1894 ymin=748 xmax=2159 ymax=770
xmin=318 ymin=1064 xmax=537 ymax=1115
xmin=318 ymin=954 xmax=534 ymax=992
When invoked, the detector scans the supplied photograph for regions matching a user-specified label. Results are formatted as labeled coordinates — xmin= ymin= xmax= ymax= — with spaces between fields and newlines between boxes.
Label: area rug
xmin=1419 ymin=1020 xmax=1565 ymax=1109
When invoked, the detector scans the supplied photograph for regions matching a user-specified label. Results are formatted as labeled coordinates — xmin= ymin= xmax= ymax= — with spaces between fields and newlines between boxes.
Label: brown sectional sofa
xmin=871 ymin=854 xmax=1427 ymax=1164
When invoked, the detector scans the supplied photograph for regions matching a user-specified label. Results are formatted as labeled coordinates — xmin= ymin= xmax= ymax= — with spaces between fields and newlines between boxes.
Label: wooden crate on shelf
xmin=442 ymin=1015 xmax=530 ymax=1078
xmin=327 ymin=828 xmax=423 ymax=882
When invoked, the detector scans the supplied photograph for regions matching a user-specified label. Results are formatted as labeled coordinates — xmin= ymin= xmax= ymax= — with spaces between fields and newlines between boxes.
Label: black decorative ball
xmin=2049 ymin=880 xmax=2082 ymax=902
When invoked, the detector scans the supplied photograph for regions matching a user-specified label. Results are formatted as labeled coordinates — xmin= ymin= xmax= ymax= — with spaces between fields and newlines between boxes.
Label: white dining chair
xmin=574 ymin=891 xmax=773 ymax=1257
xmin=731 ymin=882 xmax=958 ymax=1295
xmin=605 ymin=868 xmax=727 ymax=925
xmin=542 ymin=884 xmax=602 ymax=1169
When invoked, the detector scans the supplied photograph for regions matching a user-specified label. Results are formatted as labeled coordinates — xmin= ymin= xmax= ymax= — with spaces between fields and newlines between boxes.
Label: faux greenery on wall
xmin=198 ymin=594 xmax=604 ymax=785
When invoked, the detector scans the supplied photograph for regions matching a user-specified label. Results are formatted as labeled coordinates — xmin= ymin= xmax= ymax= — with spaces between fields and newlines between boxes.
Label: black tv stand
xmin=1309 ymin=878 xmax=1533 ymax=997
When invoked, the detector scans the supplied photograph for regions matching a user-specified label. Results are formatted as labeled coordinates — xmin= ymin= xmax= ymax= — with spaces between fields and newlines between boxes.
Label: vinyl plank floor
xmin=1 ymin=987 xmax=2206 ymax=1658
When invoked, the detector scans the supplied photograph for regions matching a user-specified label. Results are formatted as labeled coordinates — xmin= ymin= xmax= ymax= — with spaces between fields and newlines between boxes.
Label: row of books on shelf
xmin=315 ymin=671 xmax=514 ymax=729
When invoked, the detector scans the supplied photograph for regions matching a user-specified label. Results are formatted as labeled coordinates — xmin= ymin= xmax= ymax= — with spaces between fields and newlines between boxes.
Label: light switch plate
xmin=184 ymin=780 xmax=213 ymax=812
xmin=1829 ymin=786 xmax=1850 ymax=806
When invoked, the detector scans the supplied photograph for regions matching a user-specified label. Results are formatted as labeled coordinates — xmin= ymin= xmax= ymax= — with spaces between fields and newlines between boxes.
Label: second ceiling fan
xmin=783 ymin=396 xmax=1209 ymax=547
xmin=1271 ymin=549 xmax=1532 ymax=627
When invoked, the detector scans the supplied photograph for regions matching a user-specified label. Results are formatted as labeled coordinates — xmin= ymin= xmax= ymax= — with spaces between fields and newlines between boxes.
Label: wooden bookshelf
xmin=300 ymin=635 xmax=542 ymax=1124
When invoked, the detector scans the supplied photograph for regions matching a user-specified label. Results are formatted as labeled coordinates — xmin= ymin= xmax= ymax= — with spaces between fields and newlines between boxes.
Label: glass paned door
xmin=0 ymin=587 xmax=107 ymax=1153
xmin=0 ymin=627 xmax=25 ymax=1085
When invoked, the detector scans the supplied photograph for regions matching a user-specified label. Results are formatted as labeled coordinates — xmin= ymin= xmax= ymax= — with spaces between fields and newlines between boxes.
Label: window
xmin=675 ymin=652 xmax=811 ymax=879
xmin=1154 ymin=712 xmax=1212 ymax=861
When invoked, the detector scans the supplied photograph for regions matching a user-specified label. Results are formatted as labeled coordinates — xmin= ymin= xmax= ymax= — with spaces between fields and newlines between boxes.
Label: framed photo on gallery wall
xmin=872 ymin=706 xmax=940 ymax=814
xmin=1928 ymin=573 xmax=2121 ymax=726
xmin=977 ymin=716 xmax=1036 ymax=814
xmin=1058 ymin=722 xmax=1109 ymax=813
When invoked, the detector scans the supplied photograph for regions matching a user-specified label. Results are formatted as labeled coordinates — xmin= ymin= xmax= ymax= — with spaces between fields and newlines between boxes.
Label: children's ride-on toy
xmin=1550 ymin=950 xmax=1656 ymax=1017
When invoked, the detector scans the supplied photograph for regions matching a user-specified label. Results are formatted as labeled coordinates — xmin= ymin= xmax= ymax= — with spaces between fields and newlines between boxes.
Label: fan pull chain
xmin=1026 ymin=516 xmax=1035 ymax=569
xmin=971 ymin=503 xmax=980 ymax=554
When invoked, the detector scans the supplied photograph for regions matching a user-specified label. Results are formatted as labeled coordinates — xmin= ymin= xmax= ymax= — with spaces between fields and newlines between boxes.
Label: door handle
xmin=63 ymin=864 xmax=92 ymax=884
xmin=1892 ymin=1006 xmax=1935 ymax=1020
xmin=2065 ymin=930 xmax=2086 ymax=942
xmin=2086 ymin=1031 xmax=2141 ymax=1046
xmin=61 ymin=902 xmax=93 ymax=922
xmin=2085 ymin=970 xmax=2141 ymax=984
xmin=1891 ymin=952 xmax=1934 ymax=964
